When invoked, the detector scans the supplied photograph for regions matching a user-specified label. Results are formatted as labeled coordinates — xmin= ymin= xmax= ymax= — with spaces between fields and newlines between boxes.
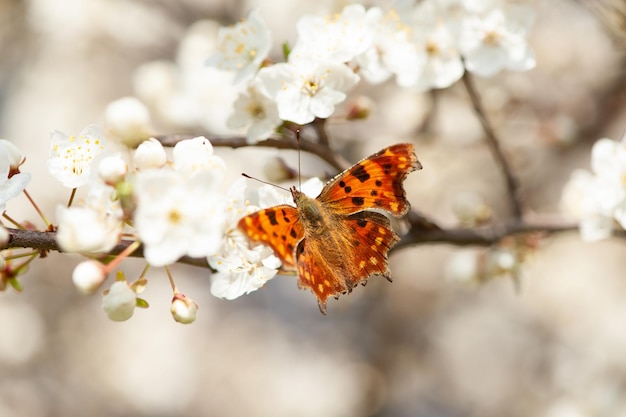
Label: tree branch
xmin=5 ymin=217 xmax=582 ymax=270
xmin=462 ymin=71 xmax=524 ymax=219
xmin=6 ymin=229 xmax=210 ymax=268
xmin=155 ymin=134 xmax=350 ymax=172
xmin=397 ymin=218 xmax=578 ymax=249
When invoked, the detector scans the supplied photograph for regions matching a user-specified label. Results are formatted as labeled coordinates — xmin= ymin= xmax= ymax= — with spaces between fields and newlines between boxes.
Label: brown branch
xmin=154 ymin=134 xmax=350 ymax=172
xmin=397 ymin=218 xmax=578 ymax=249
xmin=5 ymin=229 xmax=210 ymax=269
xmin=462 ymin=71 xmax=524 ymax=219
xmin=5 ymin=217 xmax=582 ymax=270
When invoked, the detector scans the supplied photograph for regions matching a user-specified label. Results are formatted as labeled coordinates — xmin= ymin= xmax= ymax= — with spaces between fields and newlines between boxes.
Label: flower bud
xmin=170 ymin=293 xmax=198 ymax=324
xmin=452 ymin=191 xmax=492 ymax=226
xmin=97 ymin=154 xmax=128 ymax=185
xmin=105 ymin=97 xmax=152 ymax=148
xmin=346 ymin=95 xmax=374 ymax=120
xmin=72 ymin=260 xmax=107 ymax=294
xmin=133 ymin=138 xmax=167 ymax=169
xmin=102 ymin=281 xmax=137 ymax=321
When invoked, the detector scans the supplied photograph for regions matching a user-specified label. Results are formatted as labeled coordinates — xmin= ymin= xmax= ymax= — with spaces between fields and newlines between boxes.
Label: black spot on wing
xmin=352 ymin=196 xmax=365 ymax=206
xmin=266 ymin=209 xmax=279 ymax=226
xmin=351 ymin=164 xmax=370 ymax=183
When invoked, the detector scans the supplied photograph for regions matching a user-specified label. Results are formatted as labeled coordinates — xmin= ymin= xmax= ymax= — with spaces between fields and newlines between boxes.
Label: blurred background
xmin=1 ymin=0 xmax=626 ymax=416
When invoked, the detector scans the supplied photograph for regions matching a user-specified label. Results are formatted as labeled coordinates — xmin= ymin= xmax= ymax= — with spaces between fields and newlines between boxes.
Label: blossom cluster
xmin=40 ymin=122 xmax=290 ymax=321
xmin=561 ymin=135 xmax=626 ymax=242
xmin=207 ymin=0 xmax=535 ymax=143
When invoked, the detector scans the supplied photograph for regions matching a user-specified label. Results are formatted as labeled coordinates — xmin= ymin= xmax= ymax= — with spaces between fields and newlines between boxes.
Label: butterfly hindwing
xmin=319 ymin=143 xmax=420 ymax=217
xmin=237 ymin=204 xmax=304 ymax=268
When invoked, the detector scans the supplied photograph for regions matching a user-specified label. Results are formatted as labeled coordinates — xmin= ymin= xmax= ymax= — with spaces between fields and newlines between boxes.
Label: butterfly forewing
xmin=319 ymin=143 xmax=421 ymax=217
xmin=237 ymin=204 xmax=304 ymax=268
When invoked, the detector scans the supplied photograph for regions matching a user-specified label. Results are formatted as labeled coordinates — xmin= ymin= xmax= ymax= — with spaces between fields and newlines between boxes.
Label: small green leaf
xmin=136 ymin=297 xmax=149 ymax=309
xmin=282 ymin=42 xmax=291 ymax=60
xmin=115 ymin=270 xmax=126 ymax=282
xmin=9 ymin=278 xmax=23 ymax=292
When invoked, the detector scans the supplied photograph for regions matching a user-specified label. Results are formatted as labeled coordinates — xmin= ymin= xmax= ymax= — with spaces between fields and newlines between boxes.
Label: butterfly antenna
xmin=241 ymin=173 xmax=290 ymax=193
xmin=296 ymin=129 xmax=302 ymax=191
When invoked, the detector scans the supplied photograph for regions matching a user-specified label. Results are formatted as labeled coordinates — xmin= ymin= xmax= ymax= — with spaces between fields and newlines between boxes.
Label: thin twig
xmin=23 ymin=189 xmax=50 ymax=227
xmin=155 ymin=134 xmax=350 ymax=172
xmin=311 ymin=118 xmax=330 ymax=146
xmin=462 ymin=71 xmax=524 ymax=219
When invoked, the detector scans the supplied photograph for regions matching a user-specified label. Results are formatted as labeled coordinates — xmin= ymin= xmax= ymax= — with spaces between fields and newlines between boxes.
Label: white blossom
xmin=227 ymin=82 xmax=281 ymax=144
xmin=47 ymin=124 xmax=107 ymax=189
xmin=133 ymin=168 xmax=226 ymax=267
xmin=458 ymin=5 xmax=536 ymax=77
xmin=290 ymin=4 xmax=378 ymax=64
xmin=561 ymin=136 xmax=626 ymax=241
xmin=205 ymin=9 xmax=271 ymax=83
xmin=256 ymin=58 xmax=359 ymax=125
xmin=0 ymin=139 xmax=26 ymax=169
xmin=208 ymin=178 xmax=280 ymax=300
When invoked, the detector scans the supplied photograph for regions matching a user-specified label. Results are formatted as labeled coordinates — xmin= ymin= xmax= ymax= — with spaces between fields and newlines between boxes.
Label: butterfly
xmin=238 ymin=143 xmax=421 ymax=314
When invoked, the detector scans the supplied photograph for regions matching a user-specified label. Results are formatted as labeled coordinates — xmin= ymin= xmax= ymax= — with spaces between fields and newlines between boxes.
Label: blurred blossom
xmin=133 ymin=138 xmax=167 ymax=170
xmin=290 ymin=4 xmax=378 ymax=64
xmin=72 ymin=260 xmax=107 ymax=295
xmin=458 ymin=4 xmax=536 ymax=77
xmin=104 ymin=97 xmax=153 ymax=148
xmin=56 ymin=182 xmax=123 ymax=253
xmin=172 ymin=136 xmax=226 ymax=181
xmin=97 ymin=153 xmax=128 ymax=186
xmin=452 ymin=191 xmax=493 ymax=226
xmin=0 ymin=141 xmax=30 ymax=212
xmin=206 ymin=9 xmax=272 ymax=83
xmin=445 ymin=249 xmax=481 ymax=283
xmin=47 ymin=124 xmax=106 ymax=189
xmin=561 ymin=136 xmax=626 ymax=241
xmin=102 ymin=281 xmax=137 ymax=322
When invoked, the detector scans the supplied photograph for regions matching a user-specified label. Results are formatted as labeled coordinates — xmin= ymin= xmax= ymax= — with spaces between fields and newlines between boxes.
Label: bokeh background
xmin=1 ymin=0 xmax=626 ymax=416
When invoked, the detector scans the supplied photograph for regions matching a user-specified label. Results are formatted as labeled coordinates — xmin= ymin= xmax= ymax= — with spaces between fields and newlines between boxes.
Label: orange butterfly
xmin=238 ymin=143 xmax=421 ymax=314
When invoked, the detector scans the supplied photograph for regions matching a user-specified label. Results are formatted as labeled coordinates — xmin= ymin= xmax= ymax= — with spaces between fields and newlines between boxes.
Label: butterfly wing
xmin=295 ymin=210 xmax=400 ymax=314
xmin=237 ymin=205 xmax=304 ymax=268
xmin=318 ymin=143 xmax=421 ymax=216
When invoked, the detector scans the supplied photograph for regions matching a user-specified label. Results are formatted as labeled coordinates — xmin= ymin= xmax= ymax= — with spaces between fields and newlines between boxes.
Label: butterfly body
xmin=238 ymin=143 xmax=421 ymax=314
